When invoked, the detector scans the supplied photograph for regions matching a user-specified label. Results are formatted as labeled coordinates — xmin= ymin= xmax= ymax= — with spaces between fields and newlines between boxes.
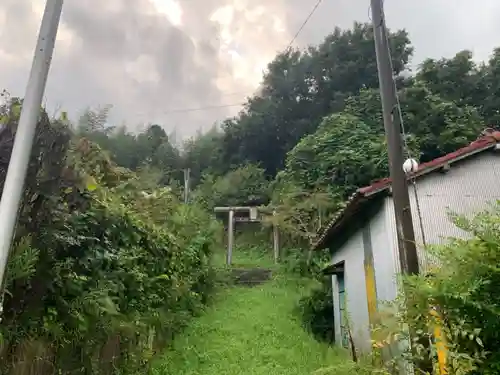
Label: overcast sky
xmin=1 ymin=0 xmax=499 ymax=139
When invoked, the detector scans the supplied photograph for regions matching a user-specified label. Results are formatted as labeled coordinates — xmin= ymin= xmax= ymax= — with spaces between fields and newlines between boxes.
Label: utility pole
xmin=370 ymin=0 xmax=419 ymax=276
xmin=183 ymin=168 xmax=190 ymax=204
xmin=0 ymin=0 xmax=64 ymax=298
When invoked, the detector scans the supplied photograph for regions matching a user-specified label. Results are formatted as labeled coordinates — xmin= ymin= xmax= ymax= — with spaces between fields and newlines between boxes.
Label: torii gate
xmin=214 ymin=206 xmax=279 ymax=265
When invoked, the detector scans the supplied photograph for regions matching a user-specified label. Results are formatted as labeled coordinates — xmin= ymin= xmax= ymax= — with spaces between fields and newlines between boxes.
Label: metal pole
xmin=370 ymin=0 xmax=419 ymax=276
xmin=183 ymin=168 xmax=190 ymax=204
xmin=0 ymin=0 xmax=64 ymax=290
xmin=227 ymin=209 xmax=234 ymax=265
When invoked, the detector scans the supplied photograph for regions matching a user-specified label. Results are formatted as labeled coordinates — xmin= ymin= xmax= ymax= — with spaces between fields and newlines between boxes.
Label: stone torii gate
xmin=214 ymin=206 xmax=279 ymax=265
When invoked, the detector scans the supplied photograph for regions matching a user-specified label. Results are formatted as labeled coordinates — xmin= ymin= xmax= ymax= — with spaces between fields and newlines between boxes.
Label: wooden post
xmin=273 ymin=210 xmax=279 ymax=263
xmin=227 ymin=209 xmax=234 ymax=265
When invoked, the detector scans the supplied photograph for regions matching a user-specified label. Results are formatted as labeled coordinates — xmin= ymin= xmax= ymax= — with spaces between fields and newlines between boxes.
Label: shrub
xmin=0 ymin=99 xmax=222 ymax=374
xmin=297 ymin=277 xmax=335 ymax=344
xmin=369 ymin=202 xmax=500 ymax=374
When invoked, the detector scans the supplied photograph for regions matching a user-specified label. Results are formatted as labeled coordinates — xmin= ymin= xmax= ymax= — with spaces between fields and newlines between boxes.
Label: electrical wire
xmin=155 ymin=102 xmax=246 ymax=114
xmin=285 ymin=0 xmax=324 ymax=51
xmin=128 ymin=0 xmax=325 ymax=116
xmin=200 ymin=0 xmax=327 ymax=102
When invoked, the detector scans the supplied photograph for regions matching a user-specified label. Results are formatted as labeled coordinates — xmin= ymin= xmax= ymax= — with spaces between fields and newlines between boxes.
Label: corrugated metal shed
xmin=314 ymin=132 xmax=500 ymax=250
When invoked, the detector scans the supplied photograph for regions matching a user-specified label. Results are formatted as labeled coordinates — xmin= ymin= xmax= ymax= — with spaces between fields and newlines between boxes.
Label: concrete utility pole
xmin=370 ymin=0 xmax=419 ymax=275
xmin=0 ymin=0 xmax=64 ymax=296
xmin=183 ymin=168 xmax=190 ymax=204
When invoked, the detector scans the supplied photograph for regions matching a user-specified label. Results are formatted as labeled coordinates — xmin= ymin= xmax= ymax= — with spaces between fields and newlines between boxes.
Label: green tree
xmin=280 ymin=113 xmax=388 ymax=197
xmin=218 ymin=22 xmax=413 ymax=176
xmin=416 ymin=50 xmax=484 ymax=108
xmin=345 ymin=85 xmax=483 ymax=162
xmin=478 ymin=48 xmax=500 ymax=126
xmin=193 ymin=164 xmax=270 ymax=209
xmin=183 ymin=126 xmax=225 ymax=185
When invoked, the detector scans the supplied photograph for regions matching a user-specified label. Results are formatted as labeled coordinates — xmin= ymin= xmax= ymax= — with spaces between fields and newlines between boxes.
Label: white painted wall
xmin=331 ymin=230 xmax=370 ymax=352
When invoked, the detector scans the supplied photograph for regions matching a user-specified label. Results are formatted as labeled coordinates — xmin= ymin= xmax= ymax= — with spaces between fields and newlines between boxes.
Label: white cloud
xmin=1 ymin=0 xmax=500 ymax=138
xmin=150 ymin=0 xmax=183 ymax=26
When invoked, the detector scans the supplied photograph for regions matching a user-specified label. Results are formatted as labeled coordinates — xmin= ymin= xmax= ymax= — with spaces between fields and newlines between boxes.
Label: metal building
xmin=314 ymin=133 xmax=500 ymax=352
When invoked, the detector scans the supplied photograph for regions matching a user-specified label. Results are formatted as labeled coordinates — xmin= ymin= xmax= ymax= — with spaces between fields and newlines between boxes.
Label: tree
xmin=218 ymin=22 xmax=413 ymax=176
xmin=280 ymin=113 xmax=388 ymax=198
xmin=193 ymin=164 xmax=270 ymax=209
xmin=478 ymin=48 xmax=500 ymax=127
xmin=416 ymin=50 xmax=484 ymax=108
xmin=399 ymin=83 xmax=483 ymax=161
xmin=344 ymin=85 xmax=483 ymax=162
xmin=183 ymin=126 xmax=225 ymax=185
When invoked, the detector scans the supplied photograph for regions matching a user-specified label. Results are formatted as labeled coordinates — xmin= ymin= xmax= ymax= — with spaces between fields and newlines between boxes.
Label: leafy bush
xmin=0 ymin=98 xmax=222 ymax=374
xmin=297 ymin=277 xmax=335 ymax=344
xmin=367 ymin=203 xmax=500 ymax=375
xmin=280 ymin=113 xmax=389 ymax=197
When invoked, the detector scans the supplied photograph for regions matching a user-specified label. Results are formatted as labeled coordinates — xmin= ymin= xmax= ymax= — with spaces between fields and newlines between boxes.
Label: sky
xmin=1 ymin=0 xmax=499 ymax=140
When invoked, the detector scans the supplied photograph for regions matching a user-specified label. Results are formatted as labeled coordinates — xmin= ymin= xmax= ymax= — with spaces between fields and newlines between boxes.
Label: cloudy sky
xmin=1 ymin=0 xmax=499 ymax=139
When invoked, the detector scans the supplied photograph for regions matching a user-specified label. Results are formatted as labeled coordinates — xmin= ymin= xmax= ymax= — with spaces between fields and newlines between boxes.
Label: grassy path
xmin=151 ymin=250 xmax=346 ymax=375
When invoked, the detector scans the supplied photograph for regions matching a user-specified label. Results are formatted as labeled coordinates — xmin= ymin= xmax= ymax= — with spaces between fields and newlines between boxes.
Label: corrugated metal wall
xmin=385 ymin=151 xmax=500 ymax=275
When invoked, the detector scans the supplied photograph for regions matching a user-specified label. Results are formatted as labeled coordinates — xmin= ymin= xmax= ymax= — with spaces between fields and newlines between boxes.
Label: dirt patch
xmin=231 ymin=268 xmax=273 ymax=287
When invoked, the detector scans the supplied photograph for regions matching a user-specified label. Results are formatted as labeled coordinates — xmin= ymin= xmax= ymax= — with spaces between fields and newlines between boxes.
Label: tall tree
xmin=183 ymin=126 xmax=225 ymax=185
xmin=416 ymin=50 xmax=486 ymax=109
xmin=218 ymin=22 xmax=413 ymax=176
xmin=280 ymin=113 xmax=388 ymax=197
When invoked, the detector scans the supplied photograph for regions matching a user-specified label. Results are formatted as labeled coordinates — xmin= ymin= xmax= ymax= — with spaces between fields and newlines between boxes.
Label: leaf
xmin=476 ymin=337 xmax=483 ymax=347
xmin=85 ymin=175 xmax=99 ymax=191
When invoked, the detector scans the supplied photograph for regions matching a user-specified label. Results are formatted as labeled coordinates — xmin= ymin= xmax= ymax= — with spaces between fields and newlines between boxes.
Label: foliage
xmin=151 ymin=268 xmax=348 ymax=375
xmin=280 ymin=113 xmax=389 ymax=197
xmin=398 ymin=83 xmax=483 ymax=161
xmin=266 ymin=184 xmax=337 ymax=251
xmin=193 ymin=164 xmax=270 ymax=210
xmin=297 ymin=277 xmax=335 ymax=344
xmin=215 ymin=22 xmax=412 ymax=176
xmin=345 ymin=84 xmax=483 ymax=162
xmin=77 ymin=108 xmax=182 ymax=186
xmin=182 ymin=126 xmax=225 ymax=185
xmin=364 ymin=203 xmax=500 ymax=375
xmin=0 ymin=97 xmax=222 ymax=374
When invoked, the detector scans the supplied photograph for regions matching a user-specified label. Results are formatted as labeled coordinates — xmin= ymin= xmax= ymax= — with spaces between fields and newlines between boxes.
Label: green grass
xmin=212 ymin=244 xmax=277 ymax=269
xmin=151 ymin=251 xmax=347 ymax=375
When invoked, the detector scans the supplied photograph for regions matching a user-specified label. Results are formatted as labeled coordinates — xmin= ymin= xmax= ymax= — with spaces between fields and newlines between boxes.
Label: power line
xmin=204 ymin=0 xmax=326 ymax=102
xmin=126 ymin=0 xmax=326 ymax=117
xmin=157 ymin=102 xmax=245 ymax=114
xmin=286 ymin=0 xmax=324 ymax=50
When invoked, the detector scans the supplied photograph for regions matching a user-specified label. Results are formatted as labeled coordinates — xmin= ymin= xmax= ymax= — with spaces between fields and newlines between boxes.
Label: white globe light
xmin=402 ymin=158 xmax=418 ymax=174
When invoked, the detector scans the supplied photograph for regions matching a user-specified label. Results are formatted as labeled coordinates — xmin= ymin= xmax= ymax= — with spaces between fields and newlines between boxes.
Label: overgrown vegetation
xmin=151 ymin=251 xmax=347 ymax=375
xmin=376 ymin=205 xmax=500 ymax=375
xmin=2 ymin=18 xmax=500 ymax=375
xmin=0 ymin=96 xmax=222 ymax=374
